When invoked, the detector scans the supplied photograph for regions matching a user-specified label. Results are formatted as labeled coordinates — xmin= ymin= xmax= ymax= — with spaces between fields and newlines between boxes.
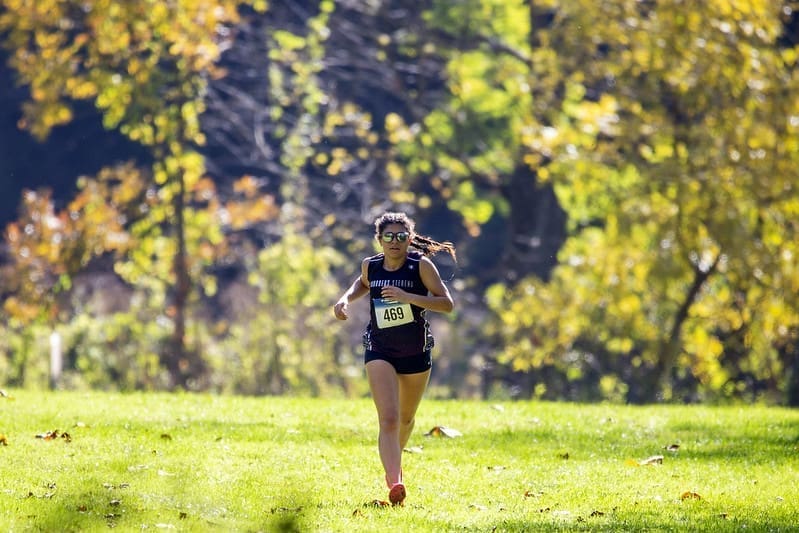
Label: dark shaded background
xmin=0 ymin=49 xmax=148 ymax=226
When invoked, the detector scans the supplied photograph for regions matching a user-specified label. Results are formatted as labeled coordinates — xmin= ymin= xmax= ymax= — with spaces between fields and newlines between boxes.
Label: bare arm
xmin=333 ymin=259 xmax=370 ymax=320
xmin=379 ymin=256 xmax=454 ymax=313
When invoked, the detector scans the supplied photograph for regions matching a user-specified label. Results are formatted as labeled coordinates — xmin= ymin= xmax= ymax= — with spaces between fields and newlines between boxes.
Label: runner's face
xmin=379 ymin=223 xmax=411 ymax=257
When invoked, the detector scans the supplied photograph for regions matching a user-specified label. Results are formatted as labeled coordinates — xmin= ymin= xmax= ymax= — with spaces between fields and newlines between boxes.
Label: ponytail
xmin=374 ymin=211 xmax=457 ymax=261
xmin=410 ymin=234 xmax=457 ymax=261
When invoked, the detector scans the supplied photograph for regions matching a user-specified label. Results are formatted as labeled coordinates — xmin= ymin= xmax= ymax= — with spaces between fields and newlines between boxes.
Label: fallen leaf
xmin=34 ymin=430 xmax=71 ymax=442
xmin=638 ymin=455 xmax=664 ymax=466
xmin=364 ymin=499 xmax=390 ymax=507
xmin=424 ymin=426 xmax=462 ymax=438
xmin=36 ymin=430 xmax=60 ymax=441
xmin=403 ymin=445 xmax=424 ymax=454
xmin=161 ymin=434 xmax=173 ymax=441
xmin=0 ymin=434 xmax=7 ymax=446
xmin=681 ymin=491 xmax=702 ymax=501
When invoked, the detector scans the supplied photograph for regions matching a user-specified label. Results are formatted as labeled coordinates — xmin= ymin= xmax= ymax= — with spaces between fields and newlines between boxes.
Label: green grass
xmin=1 ymin=391 xmax=798 ymax=532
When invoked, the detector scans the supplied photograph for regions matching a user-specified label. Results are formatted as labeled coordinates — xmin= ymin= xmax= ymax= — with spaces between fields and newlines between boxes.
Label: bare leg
xmin=397 ymin=369 xmax=431 ymax=452
xmin=366 ymin=360 xmax=431 ymax=488
xmin=366 ymin=360 xmax=402 ymax=487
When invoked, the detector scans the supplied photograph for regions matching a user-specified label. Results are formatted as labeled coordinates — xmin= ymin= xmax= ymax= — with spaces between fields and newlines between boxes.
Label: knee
xmin=400 ymin=415 xmax=415 ymax=430
xmin=379 ymin=412 xmax=400 ymax=432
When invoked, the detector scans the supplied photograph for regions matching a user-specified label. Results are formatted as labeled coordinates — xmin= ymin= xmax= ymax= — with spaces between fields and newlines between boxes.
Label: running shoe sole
xmin=388 ymin=482 xmax=406 ymax=505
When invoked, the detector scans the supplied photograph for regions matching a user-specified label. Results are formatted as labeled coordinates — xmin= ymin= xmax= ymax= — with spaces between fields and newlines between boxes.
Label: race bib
xmin=373 ymin=298 xmax=414 ymax=329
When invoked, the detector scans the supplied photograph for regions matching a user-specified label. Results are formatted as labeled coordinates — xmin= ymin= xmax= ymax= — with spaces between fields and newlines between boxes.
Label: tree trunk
xmin=167 ymin=173 xmax=190 ymax=389
xmin=630 ymin=256 xmax=719 ymax=403
xmin=501 ymin=165 xmax=566 ymax=282
xmin=785 ymin=339 xmax=799 ymax=407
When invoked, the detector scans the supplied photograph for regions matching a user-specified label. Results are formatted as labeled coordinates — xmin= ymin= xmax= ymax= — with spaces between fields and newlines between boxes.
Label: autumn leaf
xmin=364 ymin=499 xmax=390 ymax=508
xmin=403 ymin=445 xmax=424 ymax=454
xmin=0 ymin=434 xmax=8 ymax=446
xmin=627 ymin=455 xmax=664 ymax=467
xmin=424 ymin=426 xmax=462 ymax=438
xmin=36 ymin=430 xmax=60 ymax=441
xmin=681 ymin=491 xmax=702 ymax=501
xmin=35 ymin=430 xmax=71 ymax=442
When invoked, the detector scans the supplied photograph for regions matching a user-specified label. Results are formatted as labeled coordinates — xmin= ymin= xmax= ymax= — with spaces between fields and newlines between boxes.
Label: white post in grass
xmin=49 ymin=330 xmax=62 ymax=390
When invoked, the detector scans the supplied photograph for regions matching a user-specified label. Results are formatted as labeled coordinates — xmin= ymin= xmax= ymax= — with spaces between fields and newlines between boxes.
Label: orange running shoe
xmin=388 ymin=482 xmax=406 ymax=505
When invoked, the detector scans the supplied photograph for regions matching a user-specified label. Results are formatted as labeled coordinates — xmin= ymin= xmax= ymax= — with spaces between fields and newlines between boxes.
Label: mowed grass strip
xmin=0 ymin=390 xmax=797 ymax=532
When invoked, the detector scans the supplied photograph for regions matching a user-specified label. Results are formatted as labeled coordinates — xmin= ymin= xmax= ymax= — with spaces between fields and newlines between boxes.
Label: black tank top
xmin=363 ymin=251 xmax=434 ymax=357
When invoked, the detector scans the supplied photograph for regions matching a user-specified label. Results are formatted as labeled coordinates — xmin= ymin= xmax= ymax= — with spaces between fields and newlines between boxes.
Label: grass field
xmin=1 ymin=390 xmax=797 ymax=532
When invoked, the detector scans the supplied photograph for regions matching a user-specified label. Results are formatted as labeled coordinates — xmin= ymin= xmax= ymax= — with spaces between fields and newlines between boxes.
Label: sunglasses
xmin=381 ymin=231 xmax=409 ymax=243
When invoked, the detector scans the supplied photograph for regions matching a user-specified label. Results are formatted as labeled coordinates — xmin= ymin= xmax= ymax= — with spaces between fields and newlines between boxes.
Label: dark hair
xmin=373 ymin=211 xmax=457 ymax=261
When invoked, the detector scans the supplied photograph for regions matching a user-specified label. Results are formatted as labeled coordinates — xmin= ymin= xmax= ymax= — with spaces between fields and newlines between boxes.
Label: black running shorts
xmin=364 ymin=349 xmax=432 ymax=374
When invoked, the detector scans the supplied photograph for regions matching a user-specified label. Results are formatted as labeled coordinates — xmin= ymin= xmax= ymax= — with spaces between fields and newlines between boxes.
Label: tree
xmin=487 ymin=0 xmax=799 ymax=403
xmin=0 ymin=0 xmax=270 ymax=388
xmin=200 ymin=0 xmax=455 ymax=248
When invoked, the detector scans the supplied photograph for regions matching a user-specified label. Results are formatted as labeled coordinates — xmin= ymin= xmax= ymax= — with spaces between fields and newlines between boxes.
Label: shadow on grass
xmin=16 ymin=482 xmax=315 ymax=532
xmin=267 ymin=510 xmax=304 ymax=533
xmin=261 ymin=492 xmax=315 ymax=533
